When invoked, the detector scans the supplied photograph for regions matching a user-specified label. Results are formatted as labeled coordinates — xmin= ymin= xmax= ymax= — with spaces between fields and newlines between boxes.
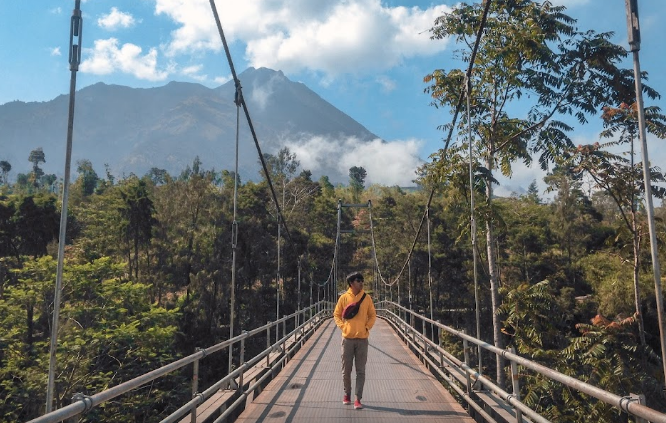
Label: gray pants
xmin=341 ymin=338 xmax=369 ymax=399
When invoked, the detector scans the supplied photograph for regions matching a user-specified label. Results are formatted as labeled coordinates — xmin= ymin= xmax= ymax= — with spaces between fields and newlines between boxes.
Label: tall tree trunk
xmin=27 ymin=302 xmax=34 ymax=359
xmin=485 ymin=155 xmax=505 ymax=388
xmin=134 ymin=233 xmax=140 ymax=281
xmin=632 ymin=211 xmax=646 ymax=346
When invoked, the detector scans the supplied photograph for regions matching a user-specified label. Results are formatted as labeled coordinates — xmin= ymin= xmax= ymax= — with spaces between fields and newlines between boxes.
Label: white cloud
xmin=494 ymin=130 xmax=666 ymax=203
xmin=81 ymin=38 xmax=168 ymax=81
xmin=214 ymin=75 xmax=233 ymax=85
xmin=181 ymin=64 xmax=207 ymax=81
xmin=50 ymin=47 xmax=61 ymax=56
xmin=548 ymin=0 xmax=591 ymax=7
xmin=154 ymin=0 xmax=450 ymax=78
xmin=98 ymin=7 xmax=138 ymax=31
xmin=182 ymin=64 xmax=203 ymax=75
xmin=154 ymin=0 xmax=222 ymax=56
xmin=376 ymin=75 xmax=396 ymax=93
xmin=249 ymin=72 xmax=286 ymax=110
xmin=285 ymin=136 xmax=424 ymax=186
xmin=50 ymin=7 xmax=62 ymax=14
xmin=244 ymin=1 xmax=449 ymax=76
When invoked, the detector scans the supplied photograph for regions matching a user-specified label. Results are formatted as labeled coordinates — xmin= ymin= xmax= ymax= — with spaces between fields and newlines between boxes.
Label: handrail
xmin=27 ymin=301 xmax=334 ymax=423
xmin=379 ymin=301 xmax=666 ymax=423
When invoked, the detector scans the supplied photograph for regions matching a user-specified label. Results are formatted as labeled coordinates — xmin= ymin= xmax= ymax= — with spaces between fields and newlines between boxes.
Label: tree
xmin=319 ymin=175 xmax=334 ymax=196
xmin=76 ymin=159 xmax=99 ymax=197
xmin=524 ymin=180 xmax=541 ymax=204
xmin=0 ymin=160 xmax=10 ymax=186
xmin=119 ymin=177 xmax=157 ymax=280
xmin=501 ymin=280 xmax=665 ymax=421
xmin=28 ymin=148 xmax=46 ymax=188
xmin=349 ymin=166 xmax=367 ymax=202
xmin=563 ymin=103 xmax=666 ymax=346
xmin=496 ymin=196 xmax=552 ymax=286
xmin=14 ymin=194 xmax=60 ymax=257
xmin=263 ymin=148 xmax=299 ymax=209
xmin=0 ymin=200 xmax=19 ymax=260
xmin=426 ymin=0 xmax=632 ymax=387
xmin=145 ymin=167 xmax=171 ymax=186
xmin=0 ymin=256 xmax=183 ymax=421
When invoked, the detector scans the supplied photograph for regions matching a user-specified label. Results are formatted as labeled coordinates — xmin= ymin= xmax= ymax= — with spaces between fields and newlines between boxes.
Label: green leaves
xmin=501 ymin=280 xmax=665 ymax=421
xmin=0 ymin=256 xmax=181 ymax=421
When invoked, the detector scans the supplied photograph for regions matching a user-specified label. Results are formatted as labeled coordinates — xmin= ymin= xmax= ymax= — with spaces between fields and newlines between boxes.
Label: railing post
xmin=411 ymin=312 xmax=416 ymax=345
xmin=294 ymin=314 xmax=298 ymax=342
xmin=463 ymin=330 xmax=472 ymax=394
xmin=509 ymin=347 xmax=523 ymax=423
xmin=191 ymin=348 xmax=200 ymax=423
xmin=422 ymin=318 xmax=427 ymax=359
xmin=239 ymin=333 xmax=246 ymax=392
xmin=430 ymin=320 xmax=435 ymax=345
xmin=438 ymin=323 xmax=443 ymax=367
xmin=282 ymin=319 xmax=287 ymax=356
xmin=266 ymin=322 xmax=271 ymax=367
xmin=421 ymin=318 xmax=428 ymax=355
xmin=227 ymin=340 xmax=233 ymax=389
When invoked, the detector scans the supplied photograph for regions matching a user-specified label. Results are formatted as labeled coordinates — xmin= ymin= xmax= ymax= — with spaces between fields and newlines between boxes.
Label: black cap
xmin=346 ymin=271 xmax=363 ymax=285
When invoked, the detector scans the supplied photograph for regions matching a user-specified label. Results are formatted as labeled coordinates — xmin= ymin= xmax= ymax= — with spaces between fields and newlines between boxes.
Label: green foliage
xmin=348 ymin=166 xmax=367 ymax=203
xmin=579 ymin=252 xmax=652 ymax=319
xmin=0 ymin=86 xmax=663 ymax=422
xmin=501 ymin=281 xmax=665 ymax=421
xmin=118 ymin=176 xmax=157 ymax=280
xmin=500 ymin=281 xmax=569 ymax=357
xmin=0 ymin=256 xmax=182 ymax=422
xmin=0 ymin=197 xmax=62 ymax=264
xmin=0 ymin=161 xmax=11 ymax=186
xmin=75 ymin=159 xmax=100 ymax=197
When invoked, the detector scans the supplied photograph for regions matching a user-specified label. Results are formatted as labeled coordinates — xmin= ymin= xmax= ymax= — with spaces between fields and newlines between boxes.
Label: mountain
xmin=0 ymin=67 xmax=380 ymax=183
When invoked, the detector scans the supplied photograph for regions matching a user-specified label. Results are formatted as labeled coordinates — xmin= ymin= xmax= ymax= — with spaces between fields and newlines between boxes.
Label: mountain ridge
xmin=0 ymin=67 xmax=380 ymax=184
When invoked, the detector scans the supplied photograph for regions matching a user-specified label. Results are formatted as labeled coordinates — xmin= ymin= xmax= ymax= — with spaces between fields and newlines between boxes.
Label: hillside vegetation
xmin=3 ymin=2 xmax=666 ymax=421
xmin=2 ymin=147 xmax=666 ymax=421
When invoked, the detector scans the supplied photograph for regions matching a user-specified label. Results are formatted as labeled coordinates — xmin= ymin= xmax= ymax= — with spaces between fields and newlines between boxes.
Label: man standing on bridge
xmin=333 ymin=271 xmax=377 ymax=410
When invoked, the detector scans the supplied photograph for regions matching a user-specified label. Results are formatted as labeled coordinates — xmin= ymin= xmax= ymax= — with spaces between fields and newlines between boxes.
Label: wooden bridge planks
xmin=235 ymin=318 xmax=475 ymax=423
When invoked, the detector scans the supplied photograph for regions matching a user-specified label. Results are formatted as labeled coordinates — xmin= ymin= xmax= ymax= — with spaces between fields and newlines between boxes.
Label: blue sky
xmin=0 ymin=0 xmax=664 ymax=192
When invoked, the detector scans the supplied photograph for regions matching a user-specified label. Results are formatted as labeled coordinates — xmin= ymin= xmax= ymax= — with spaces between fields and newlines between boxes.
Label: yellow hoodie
xmin=333 ymin=288 xmax=377 ymax=339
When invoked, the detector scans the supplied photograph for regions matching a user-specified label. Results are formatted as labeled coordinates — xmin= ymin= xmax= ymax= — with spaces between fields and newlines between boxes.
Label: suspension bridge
xmin=27 ymin=1 xmax=666 ymax=422
xmin=29 ymin=299 xmax=666 ymax=423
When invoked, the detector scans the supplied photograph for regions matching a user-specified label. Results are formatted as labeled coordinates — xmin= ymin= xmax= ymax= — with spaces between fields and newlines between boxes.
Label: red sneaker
xmin=354 ymin=399 xmax=363 ymax=409
xmin=343 ymin=395 xmax=351 ymax=405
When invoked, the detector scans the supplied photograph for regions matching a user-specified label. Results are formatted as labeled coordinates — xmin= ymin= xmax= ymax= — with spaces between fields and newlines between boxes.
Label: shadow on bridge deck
xmin=236 ymin=318 xmax=475 ymax=422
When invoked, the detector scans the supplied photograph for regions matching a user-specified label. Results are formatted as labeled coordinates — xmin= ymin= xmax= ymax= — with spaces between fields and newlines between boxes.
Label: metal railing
xmin=28 ymin=301 xmax=334 ymax=423
xmin=379 ymin=301 xmax=663 ymax=423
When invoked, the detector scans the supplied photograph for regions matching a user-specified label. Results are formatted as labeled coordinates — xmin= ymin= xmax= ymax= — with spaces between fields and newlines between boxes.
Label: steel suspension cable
xmin=467 ymin=75 xmax=483 ymax=375
xmin=427 ymin=206 xmax=433 ymax=321
xmin=46 ymin=0 xmax=82 ymax=413
xmin=208 ymin=0 xmax=294 ymax=247
xmin=441 ymin=0 xmax=492 ymax=155
xmin=208 ymin=0 xmax=317 ymax=323
xmin=227 ymin=87 xmax=241 ymax=378
xmin=370 ymin=0 xmax=493 ymax=289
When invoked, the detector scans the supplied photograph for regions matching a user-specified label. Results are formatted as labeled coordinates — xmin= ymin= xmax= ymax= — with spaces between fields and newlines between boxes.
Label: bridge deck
xmin=236 ymin=318 xmax=475 ymax=422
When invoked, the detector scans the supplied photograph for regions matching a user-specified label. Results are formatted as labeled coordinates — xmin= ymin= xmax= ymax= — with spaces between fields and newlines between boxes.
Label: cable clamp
xmin=194 ymin=392 xmax=205 ymax=404
xmin=619 ymin=395 xmax=640 ymax=412
xmin=234 ymin=84 xmax=243 ymax=106
xmin=72 ymin=393 xmax=94 ymax=413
